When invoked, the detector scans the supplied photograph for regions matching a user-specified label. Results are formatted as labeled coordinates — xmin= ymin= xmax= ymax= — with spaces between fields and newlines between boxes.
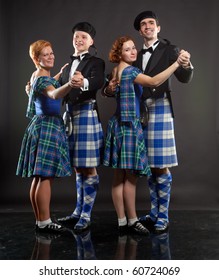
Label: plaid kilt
xmin=143 ymin=96 xmax=178 ymax=168
xmin=16 ymin=115 xmax=72 ymax=177
xmin=103 ymin=115 xmax=151 ymax=176
xmin=68 ymin=108 xmax=104 ymax=167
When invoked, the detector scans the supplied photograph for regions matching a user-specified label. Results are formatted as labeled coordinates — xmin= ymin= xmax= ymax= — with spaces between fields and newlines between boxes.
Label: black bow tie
xmin=141 ymin=41 xmax=159 ymax=54
xmin=70 ymin=55 xmax=82 ymax=61
xmin=141 ymin=47 xmax=153 ymax=54
xmin=70 ymin=53 xmax=90 ymax=61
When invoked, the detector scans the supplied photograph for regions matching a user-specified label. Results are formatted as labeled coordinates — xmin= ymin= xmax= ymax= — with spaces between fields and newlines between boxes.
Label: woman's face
xmin=37 ymin=46 xmax=55 ymax=69
xmin=121 ymin=40 xmax=137 ymax=63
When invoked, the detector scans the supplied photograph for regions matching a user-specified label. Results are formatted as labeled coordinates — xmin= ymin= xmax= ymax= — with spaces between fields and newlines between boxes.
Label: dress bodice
xmin=27 ymin=76 xmax=61 ymax=118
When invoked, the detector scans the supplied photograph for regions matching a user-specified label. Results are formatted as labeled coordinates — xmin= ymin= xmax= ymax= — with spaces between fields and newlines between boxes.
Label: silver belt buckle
xmin=63 ymin=111 xmax=73 ymax=136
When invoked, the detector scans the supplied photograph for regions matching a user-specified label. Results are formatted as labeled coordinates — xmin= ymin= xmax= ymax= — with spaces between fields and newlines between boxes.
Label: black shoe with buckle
xmin=128 ymin=221 xmax=150 ymax=236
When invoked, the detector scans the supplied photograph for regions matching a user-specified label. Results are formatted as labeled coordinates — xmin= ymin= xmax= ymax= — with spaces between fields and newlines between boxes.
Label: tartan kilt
xmin=143 ymin=96 xmax=178 ymax=168
xmin=68 ymin=110 xmax=104 ymax=167
xmin=103 ymin=115 xmax=151 ymax=176
xmin=16 ymin=115 xmax=72 ymax=177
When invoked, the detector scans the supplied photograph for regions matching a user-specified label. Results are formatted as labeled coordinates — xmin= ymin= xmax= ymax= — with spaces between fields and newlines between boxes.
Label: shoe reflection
xmin=73 ymin=230 xmax=96 ymax=260
xmin=114 ymin=234 xmax=144 ymax=260
xmin=31 ymin=232 xmax=61 ymax=260
xmin=30 ymin=230 xmax=170 ymax=260
xmin=151 ymin=232 xmax=171 ymax=260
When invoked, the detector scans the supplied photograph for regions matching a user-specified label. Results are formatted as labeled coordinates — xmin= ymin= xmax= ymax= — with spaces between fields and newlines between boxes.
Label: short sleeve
xmin=34 ymin=77 xmax=59 ymax=94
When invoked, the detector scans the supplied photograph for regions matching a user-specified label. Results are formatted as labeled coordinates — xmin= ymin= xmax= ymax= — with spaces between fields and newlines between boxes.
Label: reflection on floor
xmin=0 ymin=210 xmax=219 ymax=260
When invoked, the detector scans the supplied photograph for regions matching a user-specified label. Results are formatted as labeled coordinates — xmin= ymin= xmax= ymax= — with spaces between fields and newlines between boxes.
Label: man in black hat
xmin=57 ymin=22 xmax=105 ymax=232
xmin=103 ymin=11 xmax=193 ymax=234
xmin=133 ymin=11 xmax=193 ymax=234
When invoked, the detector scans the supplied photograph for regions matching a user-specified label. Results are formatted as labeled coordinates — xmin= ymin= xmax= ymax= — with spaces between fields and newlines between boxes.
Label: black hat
xmin=134 ymin=11 xmax=158 ymax=31
xmin=72 ymin=22 xmax=96 ymax=38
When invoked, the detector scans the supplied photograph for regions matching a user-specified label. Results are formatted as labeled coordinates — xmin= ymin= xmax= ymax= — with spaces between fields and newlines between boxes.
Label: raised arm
xmin=135 ymin=50 xmax=189 ymax=87
xmin=44 ymin=78 xmax=75 ymax=100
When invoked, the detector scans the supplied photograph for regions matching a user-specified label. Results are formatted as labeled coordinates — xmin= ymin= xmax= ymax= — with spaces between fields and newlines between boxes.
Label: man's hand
xmin=25 ymin=81 xmax=31 ymax=96
xmin=71 ymin=71 xmax=84 ymax=88
xmin=178 ymin=49 xmax=192 ymax=69
xmin=104 ymin=78 xmax=119 ymax=96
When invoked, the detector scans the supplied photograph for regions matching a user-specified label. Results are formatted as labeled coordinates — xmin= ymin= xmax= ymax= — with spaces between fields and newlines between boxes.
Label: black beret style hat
xmin=134 ymin=11 xmax=158 ymax=30
xmin=72 ymin=22 xmax=96 ymax=38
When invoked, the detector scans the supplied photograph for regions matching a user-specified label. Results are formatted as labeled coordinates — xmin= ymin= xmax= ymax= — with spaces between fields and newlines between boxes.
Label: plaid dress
xmin=103 ymin=66 xmax=151 ymax=176
xmin=16 ymin=76 xmax=72 ymax=178
xmin=143 ymin=96 xmax=178 ymax=168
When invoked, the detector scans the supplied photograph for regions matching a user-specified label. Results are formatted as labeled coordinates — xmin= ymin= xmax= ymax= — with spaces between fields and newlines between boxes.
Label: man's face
xmin=139 ymin=18 xmax=160 ymax=40
xmin=72 ymin=31 xmax=93 ymax=54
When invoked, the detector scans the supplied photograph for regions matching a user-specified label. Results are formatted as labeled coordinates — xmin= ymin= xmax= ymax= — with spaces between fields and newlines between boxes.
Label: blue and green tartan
xmin=103 ymin=66 xmax=151 ymax=177
xmin=16 ymin=76 xmax=72 ymax=178
xmin=120 ymin=66 xmax=141 ymax=122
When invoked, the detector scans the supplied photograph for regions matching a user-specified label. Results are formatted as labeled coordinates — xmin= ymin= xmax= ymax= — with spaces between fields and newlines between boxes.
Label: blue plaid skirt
xmin=67 ymin=103 xmax=104 ymax=167
xmin=103 ymin=115 xmax=151 ymax=176
xmin=16 ymin=115 xmax=72 ymax=177
xmin=143 ymin=96 xmax=178 ymax=168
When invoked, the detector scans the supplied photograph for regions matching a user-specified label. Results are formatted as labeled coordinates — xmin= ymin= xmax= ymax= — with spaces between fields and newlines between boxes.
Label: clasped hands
xmin=68 ymin=71 xmax=84 ymax=88
xmin=177 ymin=49 xmax=191 ymax=68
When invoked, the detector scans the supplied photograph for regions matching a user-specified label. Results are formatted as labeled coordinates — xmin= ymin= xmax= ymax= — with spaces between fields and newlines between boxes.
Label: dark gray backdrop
xmin=1 ymin=0 xmax=218 ymax=211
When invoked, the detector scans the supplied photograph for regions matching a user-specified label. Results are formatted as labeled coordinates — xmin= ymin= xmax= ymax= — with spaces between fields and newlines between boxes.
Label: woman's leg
xmin=123 ymin=171 xmax=149 ymax=235
xmin=30 ymin=177 xmax=40 ymax=226
xmin=35 ymin=177 xmax=52 ymax=222
xmin=112 ymin=169 xmax=126 ymax=220
xmin=35 ymin=177 xmax=66 ymax=233
xmin=123 ymin=171 xmax=138 ymax=220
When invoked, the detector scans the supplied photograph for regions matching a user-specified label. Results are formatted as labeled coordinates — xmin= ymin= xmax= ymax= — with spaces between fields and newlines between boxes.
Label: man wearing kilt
xmin=103 ymin=36 xmax=189 ymax=235
xmin=133 ymin=11 xmax=194 ymax=233
xmin=57 ymin=22 xmax=105 ymax=232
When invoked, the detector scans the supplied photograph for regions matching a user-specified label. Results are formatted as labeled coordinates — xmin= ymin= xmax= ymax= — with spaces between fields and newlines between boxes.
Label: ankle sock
xmin=118 ymin=217 xmax=127 ymax=226
xmin=38 ymin=218 xmax=52 ymax=228
xmin=128 ymin=217 xmax=138 ymax=226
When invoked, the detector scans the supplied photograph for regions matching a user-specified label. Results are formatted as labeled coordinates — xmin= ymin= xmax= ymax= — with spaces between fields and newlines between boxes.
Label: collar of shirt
xmin=71 ymin=51 xmax=89 ymax=61
xmin=69 ymin=52 xmax=89 ymax=79
xmin=142 ymin=40 xmax=159 ymax=53
xmin=142 ymin=40 xmax=159 ymax=71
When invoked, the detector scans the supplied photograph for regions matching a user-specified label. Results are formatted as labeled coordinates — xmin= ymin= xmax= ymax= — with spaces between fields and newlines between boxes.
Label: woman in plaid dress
xmin=16 ymin=40 xmax=75 ymax=234
xmin=103 ymin=36 xmax=187 ymax=235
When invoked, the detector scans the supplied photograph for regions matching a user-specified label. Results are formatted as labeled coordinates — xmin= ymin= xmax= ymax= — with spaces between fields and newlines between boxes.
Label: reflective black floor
xmin=1 ymin=210 xmax=219 ymax=260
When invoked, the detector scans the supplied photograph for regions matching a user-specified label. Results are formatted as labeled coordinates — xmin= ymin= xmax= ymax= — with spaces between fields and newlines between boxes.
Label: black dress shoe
xmin=38 ymin=222 xmax=67 ymax=234
xmin=73 ymin=219 xmax=91 ymax=233
xmin=139 ymin=215 xmax=156 ymax=230
xmin=57 ymin=215 xmax=79 ymax=226
xmin=128 ymin=221 xmax=150 ymax=236
xmin=154 ymin=222 xmax=169 ymax=234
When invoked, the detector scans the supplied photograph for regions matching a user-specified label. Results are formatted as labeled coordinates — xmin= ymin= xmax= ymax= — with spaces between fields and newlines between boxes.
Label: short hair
xmin=109 ymin=36 xmax=134 ymax=63
xmin=29 ymin=40 xmax=52 ymax=68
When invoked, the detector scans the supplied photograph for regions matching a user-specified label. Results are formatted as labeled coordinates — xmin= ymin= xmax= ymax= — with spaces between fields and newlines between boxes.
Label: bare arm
xmin=44 ymin=78 xmax=74 ymax=100
xmin=135 ymin=61 xmax=179 ymax=87
xmin=134 ymin=50 xmax=188 ymax=87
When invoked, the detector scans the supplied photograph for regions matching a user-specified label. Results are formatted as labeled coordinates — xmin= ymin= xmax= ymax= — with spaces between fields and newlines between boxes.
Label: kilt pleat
xmin=68 ymin=110 xmax=104 ymax=167
xmin=143 ymin=97 xmax=178 ymax=168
